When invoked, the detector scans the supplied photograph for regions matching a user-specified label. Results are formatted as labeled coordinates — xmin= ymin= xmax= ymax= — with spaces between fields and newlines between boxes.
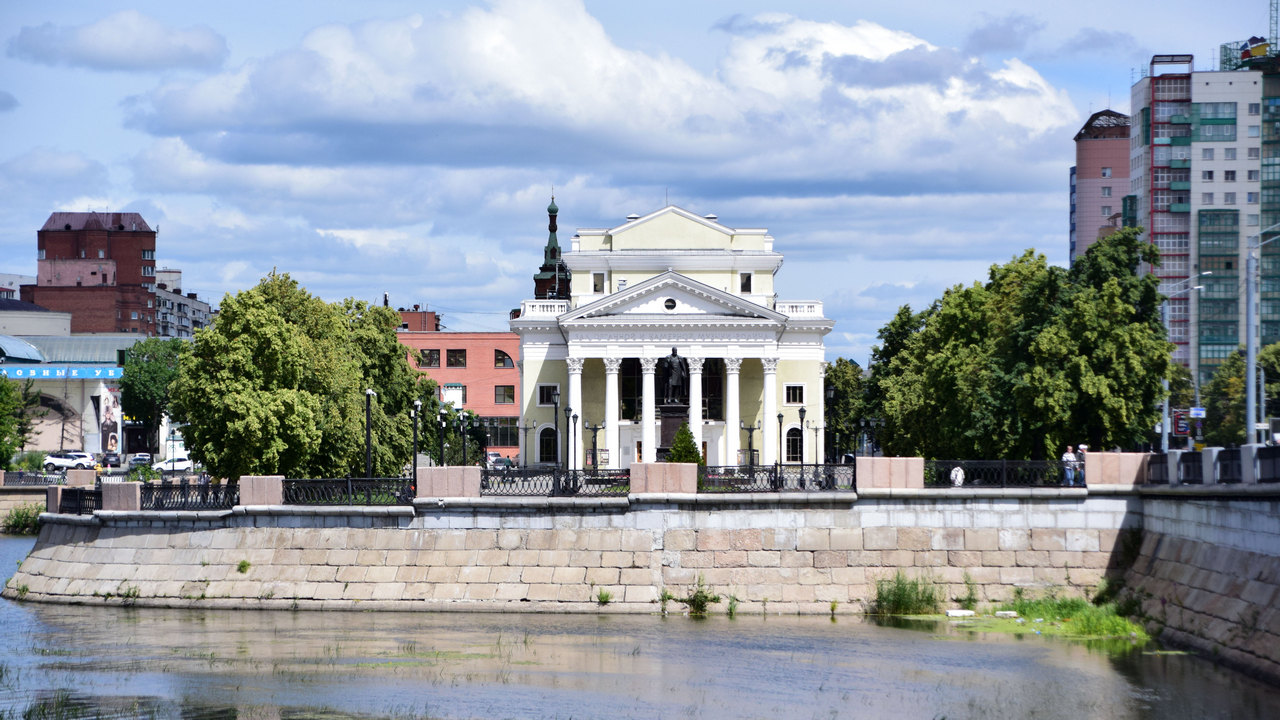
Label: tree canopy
xmin=823 ymin=357 xmax=865 ymax=459
xmin=169 ymin=272 xmax=426 ymax=481
xmin=121 ymin=337 xmax=186 ymax=455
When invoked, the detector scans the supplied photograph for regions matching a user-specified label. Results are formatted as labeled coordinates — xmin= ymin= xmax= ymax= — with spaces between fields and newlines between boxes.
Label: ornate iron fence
xmin=924 ymin=460 xmax=1064 ymax=488
xmin=480 ymin=467 xmax=630 ymax=496
xmin=3 ymin=471 xmax=66 ymax=486
xmin=58 ymin=487 xmax=101 ymax=515
xmin=140 ymin=479 xmax=238 ymax=510
xmin=1257 ymin=445 xmax=1280 ymax=483
xmin=1146 ymin=453 xmax=1169 ymax=484
xmin=699 ymin=464 xmax=855 ymax=492
xmin=1178 ymin=452 xmax=1203 ymax=484
xmin=283 ymin=477 xmax=415 ymax=505
xmin=1216 ymin=448 xmax=1242 ymax=484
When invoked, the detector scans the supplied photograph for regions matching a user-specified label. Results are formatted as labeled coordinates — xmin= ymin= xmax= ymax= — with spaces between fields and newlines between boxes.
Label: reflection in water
xmin=2 ymin=536 xmax=1278 ymax=719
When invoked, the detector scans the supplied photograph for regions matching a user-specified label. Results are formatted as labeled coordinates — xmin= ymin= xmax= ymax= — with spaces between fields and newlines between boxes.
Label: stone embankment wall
xmin=0 ymin=488 xmax=47 ymax=514
xmin=1125 ymin=488 xmax=1280 ymax=684
xmin=4 ymin=490 xmax=1138 ymax=614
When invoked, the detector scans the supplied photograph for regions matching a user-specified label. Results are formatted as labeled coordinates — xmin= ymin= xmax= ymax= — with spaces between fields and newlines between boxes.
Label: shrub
xmin=15 ymin=452 xmax=47 ymax=473
xmin=872 ymin=570 xmax=941 ymax=615
xmin=999 ymin=592 xmax=1147 ymax=640
xmin=678 ymin=574 xmax=721 ymax=617
xmin=596 ymin=589 xmax=612 ymax=605
xmin=2 ymin=503 xmax=42 ymax=535
xmin=665 ymin=422 xmax=705 ymax=465
xmin=128 ymin=466 xmax=160 ymax=483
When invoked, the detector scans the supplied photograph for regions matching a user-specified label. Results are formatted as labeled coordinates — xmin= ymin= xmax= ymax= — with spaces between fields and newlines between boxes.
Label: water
xmin=2 ymin=535 xmax=1278 ymax=719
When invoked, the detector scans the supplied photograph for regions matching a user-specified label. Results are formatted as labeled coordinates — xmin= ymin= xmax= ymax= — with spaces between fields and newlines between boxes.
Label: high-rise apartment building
xmin=1071 ymin=110 xmax=1131 ymax=265
xmin=1129 ymin=54 xmax=1272 ymax=386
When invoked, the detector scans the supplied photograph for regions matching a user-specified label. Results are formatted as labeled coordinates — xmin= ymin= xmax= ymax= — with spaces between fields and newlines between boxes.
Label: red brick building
xmin=397 ymin=309 xmax=521 ymax=459
xmin=21 ymin=212 xmax=157 ymax=334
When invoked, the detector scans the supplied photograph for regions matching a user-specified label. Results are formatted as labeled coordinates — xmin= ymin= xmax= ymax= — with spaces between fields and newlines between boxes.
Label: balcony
xmin=776 ymin=301 xmax=825 ymax=318
xmin=1169 ymin=203 xmax=1191 ymax=213
xmin=518 ymin=300 xmax=569 ymax=319
xmin=1171 ymin=159 xmax=1191 ymax=169
xmin=1169 ymin=181 xmax=1191 ymax=190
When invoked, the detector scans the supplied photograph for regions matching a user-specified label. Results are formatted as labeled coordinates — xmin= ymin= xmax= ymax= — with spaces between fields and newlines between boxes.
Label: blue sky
xmin=0 ymin=0 xmax=1268 ymax=363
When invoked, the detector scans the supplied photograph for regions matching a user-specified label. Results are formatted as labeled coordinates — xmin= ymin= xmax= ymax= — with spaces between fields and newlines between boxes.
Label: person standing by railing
xmin=1061 ymin=446 xmax=1076 ymax=486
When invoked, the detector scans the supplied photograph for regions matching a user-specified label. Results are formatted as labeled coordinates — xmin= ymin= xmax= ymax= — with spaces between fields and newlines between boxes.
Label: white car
xmin=153 ymin=455 xmax=195 ymax=473
xmin=44 ymin=451 xmax=96 ymax=471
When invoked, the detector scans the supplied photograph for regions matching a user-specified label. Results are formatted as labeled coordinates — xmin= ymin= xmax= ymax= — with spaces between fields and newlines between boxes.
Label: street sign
xmin=1172 ymin=409 xmax=1190 ymax=436
xmin=1189 ymin=407 xmax=1206 ymax=419
xmin=1256 ymin=422 xmax=1270 ymax=431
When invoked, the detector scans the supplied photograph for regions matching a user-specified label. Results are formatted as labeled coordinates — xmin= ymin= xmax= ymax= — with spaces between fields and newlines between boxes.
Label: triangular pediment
xmin=561 ymin=271 xmax=785 ymax=323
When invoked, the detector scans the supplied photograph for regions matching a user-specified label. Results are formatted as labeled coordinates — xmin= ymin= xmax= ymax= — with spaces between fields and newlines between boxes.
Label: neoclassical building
xmin=511 ymin=203 xmax=833 ymax=469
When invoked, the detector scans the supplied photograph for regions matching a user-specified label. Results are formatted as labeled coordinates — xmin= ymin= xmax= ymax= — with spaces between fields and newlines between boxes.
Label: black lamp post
xmin=364 ymin=388 xmax=376 ymax=478
xmin=411 ymin=399 xmax=421 ymax=479
xmin=551 ymin=388 xmax=561 ymax=469
xmin=571 ymin=412 xmax=579 ymax=472
xmin=776 ymin=411 xmax=784 ymax=467
xmin=741 ymin=420 xmax=759 ymax=470
xmin=455 ymin=414 xmax=470 ymax=465
xmin=563 ymin=405 xmax=573 ymax=470
xmin=585 ymin=420 xmax=603 ymax=470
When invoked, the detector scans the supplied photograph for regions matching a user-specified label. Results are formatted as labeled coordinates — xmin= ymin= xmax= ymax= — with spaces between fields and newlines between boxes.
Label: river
xmin=2 ymin=535 xmax=1277 ymax=719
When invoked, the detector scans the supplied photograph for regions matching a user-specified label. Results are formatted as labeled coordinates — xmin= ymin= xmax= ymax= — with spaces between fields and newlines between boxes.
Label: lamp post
xmin=438 ymin=407 xmax=447 ymax=466
xmin=571 ymin=412 xmax=579 ymax=473
xmin=364 ymin=388 xmax=376 ymax=478
xmin=563 ymin=406 xmax=573 ymax=470
xmin=521 ymin=420 xmax=536 ymax=467
xmin=551 ymin=388 xmax=561 ymax=469
xmin=411 ymin=399 xmax=421 ymax=479
xmin=584 ymin=420 xmax=604 ymax=470
xmin=741 ymin=420 xmax=759 ymax=469
xmin=776 ymin=412 xmax=784 ymax=467
xmin=1247 ymin=221 xmax=1280 ymax=445
xmin=1160 ymin=275 xmax=1208 ymax=452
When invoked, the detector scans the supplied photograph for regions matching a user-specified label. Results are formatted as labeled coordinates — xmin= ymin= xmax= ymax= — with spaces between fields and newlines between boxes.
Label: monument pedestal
xmin=657 ymin=404 xmax=689 ymax=460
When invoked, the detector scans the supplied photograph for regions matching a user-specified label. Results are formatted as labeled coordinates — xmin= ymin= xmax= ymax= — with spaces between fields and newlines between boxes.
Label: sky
xmin=0 ymin=0 xmax=1270 ymax=364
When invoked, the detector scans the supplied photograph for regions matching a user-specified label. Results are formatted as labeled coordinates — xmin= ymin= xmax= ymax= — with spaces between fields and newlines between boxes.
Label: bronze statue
xmin=662 ymin=347 xmax=688 ymax=404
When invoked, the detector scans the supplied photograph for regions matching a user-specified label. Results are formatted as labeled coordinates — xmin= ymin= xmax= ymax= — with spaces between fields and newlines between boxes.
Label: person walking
xmin=1061 ymin=445 xmax=1076 ymax=486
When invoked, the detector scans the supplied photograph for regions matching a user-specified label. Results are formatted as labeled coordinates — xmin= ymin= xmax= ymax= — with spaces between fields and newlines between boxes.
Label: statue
xmin=662 ymin=347 xmax=688 ymax=404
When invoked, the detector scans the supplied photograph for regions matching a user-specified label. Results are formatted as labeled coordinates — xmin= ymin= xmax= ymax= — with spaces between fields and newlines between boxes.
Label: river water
xmin=2 ymin=535 xmax=1277 ymax=719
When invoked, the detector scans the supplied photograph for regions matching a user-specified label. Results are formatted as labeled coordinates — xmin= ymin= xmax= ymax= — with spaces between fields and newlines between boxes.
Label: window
xmin=1101 ymin=186 xmax=1112 ymax=197
xmin=1202 ymin=148 xmax=1214 ymax=161
xmin=130 ymin=311 xmax=138 ymax=320
xmin=141 ymin=250 xmax=154 ymax=260
xmin=147 ymin=299 xmax=153 ymax=308
xmin=1201 ymin=194 xmax=1214 ymax=206
xmin=1225 ymin=148 xmax=1237 ymax=160
xmin=446 ymin=349 xmax=466 ymax=368
xmin=494 ymin=349 xmax=514 ymax=368
xmin=593 ymin=272 xmax=605 ymax=294
xmin=1202 ymin=170 xmax=1214 ymax=182
xmin=784 ymin=384 xmax=804 ymax=404
xmin=1101 ymin=167 xmax=1112 ymax=178
xmin=37 ymin=249 xmax=44 ymax=260
xmin=1249 ymin=192 xmax=1261 ymax=204
xmin=537 ymin=384 xmax=560 ymax=406
xmin=97 ymin=249 xmax=105 ymax=258
xmin=417 ymin=349 xmax=439 ymax=368
xmin=1101 ymin=206 xmax=1113 ymax=216
xmin=495 ymin=385 xmax=515 ymax=404
xmin=1225 ymin=192 xmax=1237 ymax=205
xmin=1250 ymin=102 xmax=1262 ymax=115
xmin=1225 ymin=170 xmax=1237 ymax=182
xmin=785 ymin=428 xmax=803 ymax=463
xmin=1249 ymin=214 xmax=1261 ymax=226
xmin=483 ymin=417 xmax=519 ymax=447
xmin=1250 ymin=147 xmax=1261 ymax=159
xmin=740 ymin=273 xmax=752 ymax=293
xmin=1249 ymin=125 xmax=1261 ymax=137
xmin=539 ymin=427 xmax=559 ymax=465
xmin=1249 ymin=169 xmax=1260 ymax=181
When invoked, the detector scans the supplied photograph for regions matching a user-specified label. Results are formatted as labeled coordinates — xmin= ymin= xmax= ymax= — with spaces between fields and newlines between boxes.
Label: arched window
xmin=785 ymin=428 xmax=803 ymax=463
xmin=538 ymin=427 xmax=559 ymax=465
xmin=494 ymin=350 xmax=514 ymax=368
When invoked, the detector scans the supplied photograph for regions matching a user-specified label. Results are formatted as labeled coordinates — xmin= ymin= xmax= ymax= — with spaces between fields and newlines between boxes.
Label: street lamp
xmin=551 ymin=388 xmax=561 ymax=469
xmin=1248 ymin=221 xmax=1280 ymax=444
xmin=563 ymin=405 xmax=573 ymax=470
xmin=364 ymin=388 xmax=376 ymax=478
xmin=411 ymin=399 xmax=421 ymax=480
xmin=798 ymin=406 xmax=807 ymax=466
xmin=776 ymin=412 xmax=784 ymax=467
xmin=1160 ymin=275 xmax=1207 ymax=452
xmin=571 ymin=412 xmax=579 ymax=472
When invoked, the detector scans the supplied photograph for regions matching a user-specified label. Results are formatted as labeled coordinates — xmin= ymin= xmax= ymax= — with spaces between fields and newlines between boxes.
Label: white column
xmin=762 ymin=357 xmax=778 ymax=464
xmin=567 ymin=357 xmax=584 ymax=470
xmin=725 ymin=358 xmax=741 ymax=465
xmin=604 ymin=357 xmax=621 ymax=469
xmin=817 ymin=361 xmax=828 ymax=464
xmin=641 ymin=357 xmax=657 ymax=463
xmin=687 ymin=357 xmax=704 ymax=457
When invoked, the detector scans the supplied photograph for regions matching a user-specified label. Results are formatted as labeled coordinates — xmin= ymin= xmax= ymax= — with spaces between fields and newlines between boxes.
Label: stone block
xmin=947 ymin=551 xmax=982 ymax=568
xmin=982 ymin=551 xmax=1015 ymax=567
xmin=964 ymin=529 xmax=999 ymax=552
xmin=730 ymin=529 xmax=763 ymax=551
xmin=863 ymin=527 xmax=897 ymax=550
xmin=426 ymin=566 xmax=460 ymax=583
xmin=1031 ymin=529 xmax=1066 ymax=552
xmin=465 ymin=531 xmax=498 ymax=550
xmin=458 ymin=566 xmax=491 ymax=584
xmin=780 ymin=551 xmax=814 ymax=568
xmin=442 ymin=550 xmax=477 ymax=567
xmin=882 ymin=550 xmax=915 ymax=568
xmin=624 ymin=585 xmax=658 ymax=603
xmin=1065 ymin=529 xmax=1099 ymax=553
xmin=915 ymin=550 xmax=947 ymax=568
xmin=848 ymin=550 xmax=882 ymax=566
xmin=487 ymin=566 xmax=523 ymax=583
xmin=620 ymin=568 xmax=653 ymax=585
xmin=569 ymin=550 xmax=602 ymax=567
xmin=557 ymin=583 xmax=592 ymax=602
xmin=240 ymin=476 xmax=285 ymax=506
xmin=101 ymin=483 xmax=141 ymax=511
xmin=620 ymin=530 xmax=654 ymax=553
xmin=508 ymin=549 xmax=540 ymax=566
xmin=1015 ymin=550 xmax=1049 ymax=567
xmin=748 ymin=551 xmax=781 ymax=567
xmin=586 ymin=567 xmax=620 ymax=585
xmin=551 ymin=566 xmax=586 ymax=584
xmin=897 ymin=527 xmax=931 ymax=551
xmin=495 ymin=583 xmax=529 ymax=600
xmin=932 ymin=529 xmax=965 ymax=551
xmin=715 ymin=550 xmax=748 ymax=567
xmin=496 ymin=529 xmax=524 ymax=550
xmin=1000 ymin=566 xmax=1035 ymax=585
xmin=521 ymin=566 xmax=554 ymax=584
xmin=434 ymin=532 xmax=467 ymax=551
xmin=696 ymin=529 xmax=731 ymax=551
xmin=829 ymin=528 xmax=862 ymax=551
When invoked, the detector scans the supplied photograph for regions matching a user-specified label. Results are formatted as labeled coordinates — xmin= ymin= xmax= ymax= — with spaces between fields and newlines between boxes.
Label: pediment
xmin=561 ymin=271 xmax=785 ymax=323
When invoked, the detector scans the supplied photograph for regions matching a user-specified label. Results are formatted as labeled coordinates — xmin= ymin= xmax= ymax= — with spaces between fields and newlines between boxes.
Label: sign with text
xmin=0 ymin=365 xmax=122 ymax=379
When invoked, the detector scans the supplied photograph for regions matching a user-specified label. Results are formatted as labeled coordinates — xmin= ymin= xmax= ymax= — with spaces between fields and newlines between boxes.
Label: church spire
xmin=533 ymin=194 xmax=570 ymax=299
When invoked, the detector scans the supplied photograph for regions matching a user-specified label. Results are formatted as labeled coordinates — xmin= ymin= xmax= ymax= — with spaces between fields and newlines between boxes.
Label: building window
xmin=147 ymin=299 xmax=153 ymax=308
xmin=1225 ymin=192 xmax=1237 ymax=205
xmin=37 ymin=249 xmax=44 ymax=260
xmin=593 ymin=273 xmax=605 ymax=294
xmin=495 ymin=385 xmax=515 ymax=404
xmin=1249 ymin=214 xmax=1261 ymax=226
xmin=418 ymin=349 xmax=439 ymax=368
xmin=785 ymin=428 xmax=803 ymax=463
xmin=1225 ymin=148 xmax=1237 ymax=160
xmin=130 ymin=311 xmax=138 ymax=320
xmin=784 ymin=384 xmax=804 ymax=404
xmin=1100 ymin=186 xmax=1112 ymax=197
xmin=1249 ymin=192 xmax=1261 ymax=204
xmin=1249 ymin=125 xmax=1261 ymax=137
xmin=1202 ymin=170 xmax=1214 ymax=182
xmin=1101 ymin=167 xmax=1112 ymax=178
xmin=1249 ymin=169 xmax=1261 ymax=182
xmin=494 ymin=349 xmax=514 ymax=368
xmin=537 ymin=384 xmax=560 ymax=406
xmin=446 ymin=349 xmax=466 ymax=368
xmin=1101 ymin=206 xmax=1113 ymax=216
xmin=97 ymin=249 xmax=105 ymax=258
xmin=740 ymin=273 xmax=752 ymax=293
xmin=1225 ymin=170 xmax=1237 ymax=182
xmin=483 ymin=417 xmax=519 ymax=447
xmin=539 ymin=427 xmax=559 ymax=465
xmin=1250 ymin=147 xmax=1261 ymax=159
xmin=141 ymin=250 xmax=154 ymax=260
xmin=1202 ymin=148 xmax=1215 ymax=161
xmin=1250 ymin=102 xmax=1262 ymax=115
xmin=1201 ymin=194 xmax=1214 ymax=206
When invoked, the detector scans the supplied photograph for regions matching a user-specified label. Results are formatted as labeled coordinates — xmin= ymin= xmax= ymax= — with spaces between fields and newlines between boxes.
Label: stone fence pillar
xmin=65 ymin=469 xmax=96 ymax=487
xmin=416 ymin=467 xmax=480 ymax=498
xmin=101 ymin=482 xmax=141 ymax=511
xmin=1202 ymin=447 xmax=1221 ymax=485
xmin=1084 ymin=452 xmax=1148 ymax=486
xmin=0 ymin=470 xmax=6 ymax=486
xmin=855 ymin=457 xmax=923 ymax=489
xmin=239 ymin=476 xmax=285 ymax=505
xmin=629 ymin=463 xmax=697 ymax=493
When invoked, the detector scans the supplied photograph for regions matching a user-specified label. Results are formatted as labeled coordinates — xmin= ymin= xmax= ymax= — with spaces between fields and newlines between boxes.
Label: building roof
xmin=0 ymin=335 xmax=45 ymax=363
xmin=1074 ymin=110 xmax=1130 ymax=141
xmin=16 ymin=335 xmax=149 ymax=363
xmin=0 ymin=298 xmax=54 ymax=314
xmin=41 ymin=211 xmax=153 ymax=233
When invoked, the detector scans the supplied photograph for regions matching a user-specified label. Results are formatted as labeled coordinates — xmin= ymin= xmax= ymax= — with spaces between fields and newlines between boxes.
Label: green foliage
xmin=2 ymin=503 xmax=42 ymax=535
xmin=874 ymin=228 xmax=1169 ymax=459
xmin=236 ymin=560 xmax=251 ymax=574
xmin=824 ymin=357 xmax=865 ymax=457
xmin=169 ymin=272 xmax=425 ymax=481
xmin=595 ymin=589 xmax=612 ymax=605
xmin=665 ymin=422 xmax=704 ymax=464
xmin=14 ymin=380 xmax=46 ymax=453
xmin=872 ymin=570 xmax=941 ymax=615
xmin=678 ymin=574 xmax=721 ymax=617
xmin=1200 ymin=343 xmax=1280 ymax=446
xmin=127 ymin=466 xmax=160 ymax=483
xmin=0 ymin=381 xmax=24 ymax=471
xmin=866 ymin=305 xmax=929 ymax=455
xmin=659 ymin=587 xmax=675 ymax=614
xmin=121 ymin=337 xmax=187 ymax=456
xmin=15 ymin=452 xmax=46 ymax=473
xmin=957 ymin=572 xmax=978 ymax=611
xmin=1000 ymin=593 xmax=1147 ymax=640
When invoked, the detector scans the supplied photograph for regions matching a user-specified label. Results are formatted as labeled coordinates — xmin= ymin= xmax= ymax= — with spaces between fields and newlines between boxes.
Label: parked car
xmin=127 ymin=453 xmax=153 ymax=469
xmin=43 ymin=451 xmax=96 ymax=471
xmin=101 ymin=452 xmax=121 ymax=468
xmin=490 ymin=457 xmax=516 ymax=469
xmin=153 ymin=455 xmax=195 ymax=473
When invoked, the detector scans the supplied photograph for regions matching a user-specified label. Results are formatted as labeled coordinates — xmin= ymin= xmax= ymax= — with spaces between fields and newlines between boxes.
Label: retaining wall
xmin=0 ymin=488 xmax=47 ymax=514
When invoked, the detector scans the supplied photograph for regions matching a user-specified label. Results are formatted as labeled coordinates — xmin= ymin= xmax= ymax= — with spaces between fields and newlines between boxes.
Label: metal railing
xmin=481 ymin=467 xmax=630 ymax=497
xmin=1216 ymin=448 xmax=1242 ymax=484
xmin=924 ymin=460 xmax=1066 ymax=488
xmin=1178 ymin=451 xmax=1203 ymax=484
xmin=3 ymin=471 xmax=66 ymax=486
xmin=699 ymin=464 xmax=855 ymax=493
xmin=1257 ymin=445 xmax=1280 ymax=483
xmin=140 ymin=479 xmax=239 ymax=510
xmin=58 ymin=487 xmax=101 ymax=515
xmin=1147 ymin=453 xmax=1169 ymax=484
xmin=283 ymin=477 xmax=415 ymax=505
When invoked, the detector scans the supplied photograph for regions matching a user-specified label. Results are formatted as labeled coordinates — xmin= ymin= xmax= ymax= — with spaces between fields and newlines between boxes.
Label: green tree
xmin=120 ymin=337 xmax=187 ymax=455
xmin=169 ymin=272 xmax=423 ymax=482
xmin=14 ymin=379 xmax=46 ymax=452
xmin=0 ymin=380 xmax=23 ymax=469
xmin=666 ymin=422 xmax=704 ymax=464
xmin=823 ymin=357 xmax=865 ymax=459
xmin=1203 ymin=350 xmax=1247 ymax=446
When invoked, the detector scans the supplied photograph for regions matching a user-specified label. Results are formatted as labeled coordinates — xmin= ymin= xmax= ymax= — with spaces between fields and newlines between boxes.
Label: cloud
xmin=0 ymin=147 xmax=108 ymax=198
xmin=1052 ymin=28 xmax=1146 ymax=62
xmin=0 ymin=91 xmax=17 ymax=112
xmin=7 ymin=10 xmax=227 ymax=71
xmin=963 ymin=14 xmax=1045 ymax=56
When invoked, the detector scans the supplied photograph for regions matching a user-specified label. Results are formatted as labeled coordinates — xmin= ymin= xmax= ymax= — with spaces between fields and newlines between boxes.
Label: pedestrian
xmin=1075 ymin=445 xmax=1087 ymax=485
xmin=1061 ymin=445 xmax=1076 ymax=486
xmin=950 ymin=464 xmax=965 ymax=487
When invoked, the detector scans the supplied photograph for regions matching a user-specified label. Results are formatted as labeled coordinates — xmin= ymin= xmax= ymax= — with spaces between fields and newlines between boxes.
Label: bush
xmin=127 ymin=466 xmax=160 ymax=483
xmin=665 ymin=422 xmax=705 ymax=465
xmin=678 ymin=574 xmax=721 ymax=617
xmin=2 ymin=503 xmax=43 ymax=535
xmin=15 ymin=452 xmax=46 ymax=473
xmin=872 ymin=570 xmax=941 ymax=615
xmin=999 ymin=592 xmax=1147 ymax=639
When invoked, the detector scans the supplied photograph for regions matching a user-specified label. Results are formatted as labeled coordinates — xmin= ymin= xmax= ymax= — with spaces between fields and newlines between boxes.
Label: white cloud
xmin=7 ymin=10 xmax=228 ymax=71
